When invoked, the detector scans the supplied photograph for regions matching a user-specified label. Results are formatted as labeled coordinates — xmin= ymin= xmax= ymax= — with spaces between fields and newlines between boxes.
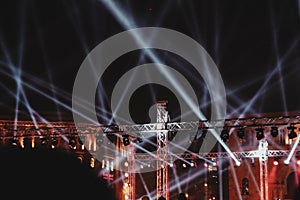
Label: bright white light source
xmin=284 ymin=159 xmax=290 ymax=165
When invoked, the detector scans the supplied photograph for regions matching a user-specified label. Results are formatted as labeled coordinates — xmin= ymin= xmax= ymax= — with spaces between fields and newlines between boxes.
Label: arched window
xmin=286 ymin=172 xmax=299 ymax=198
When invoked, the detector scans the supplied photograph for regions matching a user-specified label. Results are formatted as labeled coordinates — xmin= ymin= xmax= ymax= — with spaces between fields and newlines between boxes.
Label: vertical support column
xmin=258 ymin=140 xmax=268 ymax=200
xmin=128 ymin=143 xmax=136 ymax=200
xmin=121 ymin=135 xmax=135 ymax=200
xmin=114 ymin=134 xmax=123 ymax=200
xmin=156 ymin=101 xmax=169 ymax=200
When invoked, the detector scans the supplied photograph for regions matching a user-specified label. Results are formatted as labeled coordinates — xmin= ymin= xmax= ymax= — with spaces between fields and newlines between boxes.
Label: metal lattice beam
xmin=0 ymin=114 xmax=299 ymax=136
xmin=134 ymin=150 xmax=300 ymax=161
xmin=156 ymin=101 xmax=169 ymax=200
xmin=0 ymin=113 xmax=299 ymax=200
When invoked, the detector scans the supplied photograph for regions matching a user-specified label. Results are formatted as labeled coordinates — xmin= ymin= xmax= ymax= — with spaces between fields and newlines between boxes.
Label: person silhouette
xmin=158 ymin=195 xmax=166 ymax=200
xmin=294 ymin=184 xmax=300 ymax=200
xmin=178 ymin=192 xmax=187 ymax=200
xmin=0 ymin=147 xmax=116 ymax=199
xmin=141 ymin=195 xmax=150 ymax=200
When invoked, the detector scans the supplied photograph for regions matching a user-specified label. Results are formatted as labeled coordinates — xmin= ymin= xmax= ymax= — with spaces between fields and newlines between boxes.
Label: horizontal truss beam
xmin=0 ymin=114 xmax=299 ymax=134
xmin=0 ymin=118 xmax=299 ymax=162
xmin=134 ymin=150 xmax=300 ymax=161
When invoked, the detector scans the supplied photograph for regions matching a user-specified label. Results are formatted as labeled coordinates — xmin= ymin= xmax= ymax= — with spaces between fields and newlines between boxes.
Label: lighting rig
xmin=0 ymin=107 xmax=300 ymax=200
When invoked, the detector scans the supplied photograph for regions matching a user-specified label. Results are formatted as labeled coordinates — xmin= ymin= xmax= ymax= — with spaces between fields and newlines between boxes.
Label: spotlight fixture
xmin=133 ymin=137 xmax=143 ymax=144
xmin=241 ymin=178 xmax=249 ymax=195
xmin=40 ymin=137 xmax=48 ymax=146
xmin=250 ymin=158 xmax=255 ymax=167
xmin=288 ymin=125 xmax=297 ymax=139
xmin=51 ymin=137 xmax=58 ymax=147
xmin=11 ymin=137 xmax=18 ymax=146
xmin=200 ymin=128 xmax=208 ymax=139
xmin=221 ymin=127 xmax=230 ymax=142
xmin=195 ymin=128 xmax=206 ymax=140
xmin=190 ymin=161 xmax=195 ymax=167
xmin=270 ymin=126 xmax=279 ymax=137
xmin=122 ymin=134 xmax=130 ymax=146
xmin=168 ymin=130 xmax=177 ymax=141
xmin=169 ymin=162 xmax=175 ymax=168
xmin=68 ymin=136 xmax=76 ymax=148
xmin=78 ymin=137 xmax=84 ymax=145
xmin=235 ymin=160 xmax=241 ymax=167
xmin=136 ymin=137 xmax=143 ymax=143
xmin=273 ymin=158 xmax=279 ymax=166
xmin=237 ymin=127 xmax=245 ymax=139
xmin=255 ymin=127 xmax=264 ymax=140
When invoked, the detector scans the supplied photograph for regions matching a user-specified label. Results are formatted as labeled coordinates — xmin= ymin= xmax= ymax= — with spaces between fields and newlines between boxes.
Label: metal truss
xmin=0 ymin=113 xmax=300 ymax=200
xmin=134 ymin=149 xmax=300 ymax=161
xmin=258 ymin=141 xmax=269 ymax=200
xmin=127 ymin=144 xmax=136 ymax=200
xmin=0 ymin=114 xmax=299 ymax=136
xmin=102 ymin=114 xmax=300 ymax=134
xmin=156 ymin=101 xmax=169 ymax=200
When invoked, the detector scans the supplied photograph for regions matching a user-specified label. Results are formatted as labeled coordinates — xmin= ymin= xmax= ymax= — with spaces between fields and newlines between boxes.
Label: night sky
xmin=0 ymin=0 xmax=300 ymax=123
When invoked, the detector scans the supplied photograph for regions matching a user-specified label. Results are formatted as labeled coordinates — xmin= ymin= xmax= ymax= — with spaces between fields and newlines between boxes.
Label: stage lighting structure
xmin=199 ymin=128 xmax=208 ymax=139
xmin=250 ymin=158 xmax=255 ymax=167
xmin=241 ymin=178 xmax=249 ymax=195
xmin=133 ymin=137 xmax=143 ymax=143
xmin=122 ymin=134 xmax=130 ymax=146
xmin=221 ymin=127 xmax=230 ymax=142
xmin=51 ymin=137 xmax=58 ymax=148
xmin=270 ymin=126 xmax=279 ymax=137
xmin=255 ymin=127 xmax=264 ymax=140
xmin=11 ymin=137 xmax=18 ymax=146
xmin=68 ymin=136 xmax=76 ymax=148
xmin=40 ymin=137 xmax=48 ymax=145
xmin=237 ymin=127 xmax=245 ymax=139
xmin=168 ymin=130 xmax=177 ymax=141
xmin=288 ymin=126 xmax=297 ymax=139
xmin=78 ymin=137 xmax=84 ymax=145
xmin=178 ymin=193 xmax=188 ymax=200
xmin=273 ymin=158 xmax=279 ymax=166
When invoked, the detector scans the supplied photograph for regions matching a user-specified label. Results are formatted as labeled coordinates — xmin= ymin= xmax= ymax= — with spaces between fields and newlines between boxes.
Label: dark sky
xmin=0 ymin=0 xmax=300 ymax=123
